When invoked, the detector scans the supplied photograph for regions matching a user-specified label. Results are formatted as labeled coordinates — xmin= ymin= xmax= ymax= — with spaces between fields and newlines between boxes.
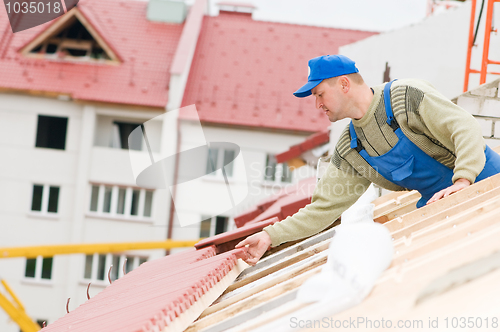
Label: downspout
xmin=164 ymin=0 xmax=206 ymax=254
xmin=166 ymin=116 xmax=181 ymax=255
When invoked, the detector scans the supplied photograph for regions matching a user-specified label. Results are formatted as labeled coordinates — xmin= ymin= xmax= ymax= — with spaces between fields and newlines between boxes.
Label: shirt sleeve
xmin=417 ymin=89 xmax=486 ymax=184
xmin=263 ymin=162 xmax=371 ymax=247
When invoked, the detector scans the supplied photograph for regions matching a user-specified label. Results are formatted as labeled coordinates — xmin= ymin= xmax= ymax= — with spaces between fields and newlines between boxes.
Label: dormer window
xmin=20 ymin=9 xmax=120 ymax=63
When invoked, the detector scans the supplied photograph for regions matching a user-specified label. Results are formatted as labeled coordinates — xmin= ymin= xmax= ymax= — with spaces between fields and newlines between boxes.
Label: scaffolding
xmin=464 ymin=0 xmax=500 ymax=91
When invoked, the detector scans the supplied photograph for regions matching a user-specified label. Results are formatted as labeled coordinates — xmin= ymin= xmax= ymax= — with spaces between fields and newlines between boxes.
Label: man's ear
xmin=338 ymin=76 xmax=350 ymax=93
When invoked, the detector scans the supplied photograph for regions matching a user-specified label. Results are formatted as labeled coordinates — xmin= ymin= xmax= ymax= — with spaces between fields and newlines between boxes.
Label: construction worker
xmin=236 ymin=54 xmax=500 ymax=265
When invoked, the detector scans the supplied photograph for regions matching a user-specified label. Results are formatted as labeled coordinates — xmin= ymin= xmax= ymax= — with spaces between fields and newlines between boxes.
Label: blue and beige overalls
xmin=349 ymin=80 xmax=500 ymax=208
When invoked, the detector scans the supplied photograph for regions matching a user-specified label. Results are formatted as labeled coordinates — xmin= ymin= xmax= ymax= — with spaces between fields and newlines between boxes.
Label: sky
xmin=207 ymin=0 xmax=430 ymax=32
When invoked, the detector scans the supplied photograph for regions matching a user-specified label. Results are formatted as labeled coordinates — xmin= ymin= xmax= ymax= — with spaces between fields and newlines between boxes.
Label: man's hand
xmin=235 ymin=231 xmax=272 ymax=266
xmin=426 ymin=178 xmax=471 ymax=205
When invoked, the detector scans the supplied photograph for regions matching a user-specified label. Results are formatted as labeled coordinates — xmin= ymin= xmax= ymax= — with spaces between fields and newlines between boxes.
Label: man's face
xmin=311 ymin=78 xmax=344 ymax=122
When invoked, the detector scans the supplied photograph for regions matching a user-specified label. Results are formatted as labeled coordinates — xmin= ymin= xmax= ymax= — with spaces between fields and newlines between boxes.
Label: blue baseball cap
xmin=293 ymin=55 xmax=359 ymax=98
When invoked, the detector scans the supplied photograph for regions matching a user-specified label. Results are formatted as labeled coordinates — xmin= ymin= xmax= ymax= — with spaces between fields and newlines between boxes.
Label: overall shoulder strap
xmin=384 ymin=79 xmax=399 ymax=130
xmin=349 ymin=121 xmax=362 ymax=152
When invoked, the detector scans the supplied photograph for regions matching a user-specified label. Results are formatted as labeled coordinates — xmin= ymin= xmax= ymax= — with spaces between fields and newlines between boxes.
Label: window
xmin=31 ymin=184 xmax=60 ymax=214
xmin=206 ymin=147 xmax=236 ymax=177
xmin=28 ymin=17 xmax=113 ymax=61
xmin=25 ymin=256 xmax=53 ymax=281
xmin=111 ymin=122 xmax=143 ymax=151
xmin=35 ymin=115 xmax=68 ymax=150
xmin=89 ymin=184 xmax=153 ymax=219
xmin=264 ymin=154 xmax=292 ymax=184
xmin=199 ymin=215 xmax=228 ymax=238
xmin=83 ymin=254 xmax=147 ymax=283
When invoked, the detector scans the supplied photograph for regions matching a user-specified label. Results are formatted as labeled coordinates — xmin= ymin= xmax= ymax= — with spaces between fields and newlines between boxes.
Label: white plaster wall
xmin=340 ymin=2 xmax=500 ymax=99
xmin=0 ymin=93 xmax=171 ymax=331
xmin=171 ymin=122 xmax=314 ymax=241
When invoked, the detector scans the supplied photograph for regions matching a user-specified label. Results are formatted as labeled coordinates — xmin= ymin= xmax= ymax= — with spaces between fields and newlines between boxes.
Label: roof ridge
xmin=214 ymin=11 xmax=380 ymax=34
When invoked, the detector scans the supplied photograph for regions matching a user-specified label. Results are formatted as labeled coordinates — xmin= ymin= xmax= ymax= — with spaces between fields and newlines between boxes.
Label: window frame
xmin=263 ymin=154 xmax=293 ymax=185
xmin=199 ymin=215 xmax=229 ymax=238
xmin=88 ymin=184 xmax=154 ymax=221
xmin=205 ymin=147 xmax=236 ymax=179
xmin=24 ymin=256 xmax=54 ymax=283
xmin=29 ymin=184 xmax=60 ymax=216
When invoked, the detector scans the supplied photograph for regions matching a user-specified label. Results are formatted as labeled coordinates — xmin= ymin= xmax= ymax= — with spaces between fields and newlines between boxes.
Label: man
xmin=236 ymin=54 xmax=500 ymax=265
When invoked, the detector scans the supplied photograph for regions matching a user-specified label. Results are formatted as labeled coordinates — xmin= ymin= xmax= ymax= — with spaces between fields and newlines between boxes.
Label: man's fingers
xmin=427 ymin=189 xmax=445 ymax=205
xmin=427 ymin=182 xmax=470 ymax=205
xmin=235 ymin=239 xmax=248 ymax=248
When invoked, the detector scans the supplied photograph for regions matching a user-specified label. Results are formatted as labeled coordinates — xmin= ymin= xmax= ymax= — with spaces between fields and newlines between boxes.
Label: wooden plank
xmin=415 ymin=249 xmax=500 ymax=305
xmin=391 ymin=186 xmax=500 ymax=241
xmin=199 ymin=291 xmax=299 ymax=332
xmin=327 ymin=220 xmax=500 ymax=328
xmin=374 ymin=198 xmax=419 ymax=224
xmin=199 ymin=250 xmax=328 ymax=317
xmin=373 ymin=191 xmax=420 ymax=217
xmin=235 ymin=226 xmax=335 ymax=281
xmin=187 ymin=267 xmax=321 ymax=331
xmin=391 ymin=203 xmax=500 ymax=266
xmin=383 ymin=172 xmax=500 ymax=233
xmin=222 ymin=239 xmax=330 ymax=294
xmin=20 ymin=11 xmax=78 ymax=55
xmin=235 ymin=299 xmax=309 ymax=332
xmin=370 ymin=190 xmax=403 ymax=206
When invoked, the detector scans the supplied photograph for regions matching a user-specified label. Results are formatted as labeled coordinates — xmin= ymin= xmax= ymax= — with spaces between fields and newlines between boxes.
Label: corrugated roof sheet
xmin=41 ymin=246 xmax=247 ymax=332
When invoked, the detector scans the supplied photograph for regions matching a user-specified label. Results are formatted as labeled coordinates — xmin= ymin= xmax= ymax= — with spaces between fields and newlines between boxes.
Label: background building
xmin=0 ymin=0 xmax=376 ymax=329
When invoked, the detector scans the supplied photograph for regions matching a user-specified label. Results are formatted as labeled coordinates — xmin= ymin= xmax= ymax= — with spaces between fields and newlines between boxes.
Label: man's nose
xmin=316 ymin=98 xmax=323 ymax=109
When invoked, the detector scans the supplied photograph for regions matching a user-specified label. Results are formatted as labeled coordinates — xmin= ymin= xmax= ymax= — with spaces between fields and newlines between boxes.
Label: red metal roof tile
xmin=0 ymin=0 xmax=184 ymax=108
xmin=42 ymin=248 xmax=246 ymax=332
xmin=181 ymin=13 xmax=377 ymax=132
xmin=194 ymin=217 xmax=279 ymax=250
xmin=234 ymin=206 xmax=262 ymax=227
xmin=244 ymin=176 xmax=317 ymax=224
xmin=276 ymin=129 xmax=330 ymax=163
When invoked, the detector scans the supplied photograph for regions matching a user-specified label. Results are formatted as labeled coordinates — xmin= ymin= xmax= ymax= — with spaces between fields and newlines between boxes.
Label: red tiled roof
xmin=0 ymin=0 xmax=184 ymax=107
xmin=181 ymin=12 xmax=377 ymax=132
xmin=235 ymin=176 xmax=317 ymax=226
xmin=234 ymin=192 xmax=287 ymax=227
xmin=276 ymin=129 xmax=330 ymax=163
xmin=195 ymin=217 xmax=279 ymax=251
xmin=42 ymin=247 xmax=247 ymax=332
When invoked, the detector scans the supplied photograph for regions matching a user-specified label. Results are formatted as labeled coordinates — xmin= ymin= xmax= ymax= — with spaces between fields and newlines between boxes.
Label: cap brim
xmin=293 ymin=80 xmax=322 ymax=98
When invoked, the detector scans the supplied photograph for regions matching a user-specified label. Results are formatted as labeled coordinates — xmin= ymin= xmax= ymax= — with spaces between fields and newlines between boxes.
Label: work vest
xmin=348 ymin=80 xmax=500 ymax=208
